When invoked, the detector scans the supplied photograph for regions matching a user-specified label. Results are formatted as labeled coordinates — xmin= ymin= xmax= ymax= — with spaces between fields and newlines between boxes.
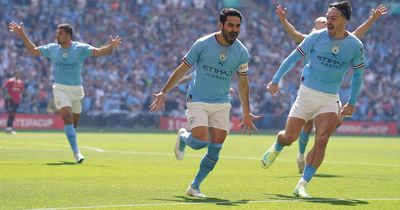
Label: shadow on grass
xmin=46 ymin=161 xmax=77 ymax=165
xmin=153 ymin=196 xmax=251 ymax=206
xmin=314 ymin=173 xmax=343 ymax=178
xmin=46 ymin=161 xmax=108 ymax=167
xmin=267 ymin=194 xmax=369 ymax=206
xmin=277 ymin=173 xmax=343 ymax=179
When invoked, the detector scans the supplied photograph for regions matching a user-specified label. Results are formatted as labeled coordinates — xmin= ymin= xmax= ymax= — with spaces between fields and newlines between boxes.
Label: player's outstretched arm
xmin=275 ymin=5 xmax=306 ymax=44
xmin=8 ymin=22 xmax=41 ymax=56
xmin=352 ymin=4 xmax=388 ymax=39
xmin=237 ymin=74 xmax=261 ymax=135
xmin=93 ymin=35 xmax=122 ymax=57
xmin=268 ymin=45 xmax=304 ymax=95
xmin=149 ymin=62 xmax=190 ymax=112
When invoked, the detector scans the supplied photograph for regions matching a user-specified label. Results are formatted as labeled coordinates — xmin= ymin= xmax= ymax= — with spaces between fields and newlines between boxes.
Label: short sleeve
xmin=38 ymin=43 xmax=55 ymax=58
xmin=297 ymin=31 xmax=318 ymax=56
xmin=78 ymin=43 xmax=95 ymax=59
xmin=352 ymin=43 xmax=365 ymax=70
xmin=236 ymin=49 xmax=250 ymax=75
xmin=182 ymin=40 xmax=202 ymax=67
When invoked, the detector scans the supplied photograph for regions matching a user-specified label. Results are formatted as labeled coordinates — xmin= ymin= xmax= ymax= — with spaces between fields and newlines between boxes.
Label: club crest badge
xmin=220 ymin=53 xmax=226 ymax=61
xmin=62 ymin=53 xmax=68 ymax=59
xmin=331 ymin=46 xmax=340 ymax=54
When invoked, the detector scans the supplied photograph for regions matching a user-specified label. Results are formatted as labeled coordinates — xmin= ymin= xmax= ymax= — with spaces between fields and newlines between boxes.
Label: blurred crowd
xmin=0 ymin=0 xmax=399 ymax=126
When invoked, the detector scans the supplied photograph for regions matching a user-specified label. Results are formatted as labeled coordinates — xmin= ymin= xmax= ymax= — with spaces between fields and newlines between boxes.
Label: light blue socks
xmin=274 ymin=141 xmax=283 ymax=152
xmin=191 ymin=143 xmax=222 ymax=189
xmin=302 ymin=164 xmax=317 ymax=182
xmin=299 ymin=130 xmax=310 ymax=154
xmin=64 ymin=124 xmax=79 ymax=154
xmin=180 ymin=133 xmax=208 ymax=150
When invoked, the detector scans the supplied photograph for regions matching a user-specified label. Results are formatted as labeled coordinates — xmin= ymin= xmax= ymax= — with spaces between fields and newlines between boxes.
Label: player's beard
xmin=57 ymin=39 xmax=64 ymax=46
xmin=222 ymin=28 xmax=238 ymax=45
xmin=57 ymin=37 xmax=68 ymax=46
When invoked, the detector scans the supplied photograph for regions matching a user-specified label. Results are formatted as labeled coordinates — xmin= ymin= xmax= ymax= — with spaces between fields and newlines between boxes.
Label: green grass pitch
xmin=0 ymin=132 xmax=399 ymax=209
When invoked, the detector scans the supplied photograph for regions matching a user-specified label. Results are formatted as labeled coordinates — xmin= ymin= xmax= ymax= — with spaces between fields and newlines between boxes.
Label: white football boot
xmin=186 ymin=186 xmax=206 ymax=198
xmin=261 ymin=143 xmax=281 ymax=169
xmin=174 ymin=128 xmax=187 ymax=160
xmin=293 ymin=179 xmax=311 ymax=198
xmin=74 ymin=152 xmax=85 ymax=164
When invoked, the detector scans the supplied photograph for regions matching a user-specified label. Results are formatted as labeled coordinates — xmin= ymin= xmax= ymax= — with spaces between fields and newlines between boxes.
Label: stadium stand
xmin=0 ymin=0 xmax=398 ymax=131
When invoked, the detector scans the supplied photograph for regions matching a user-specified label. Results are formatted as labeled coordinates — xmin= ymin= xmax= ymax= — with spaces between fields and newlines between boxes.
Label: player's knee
xmin=59 ymin=112 xmax=73 ymax=123
xmin=283 ymin=134 xmax=298 ymax=145
xmin=278 ymin=130 xmax=294 ymax=145
xmin=62 ymin=116 xmax=73 ymax=124
xmin=191 ymin=131 xmax=208 ymax=142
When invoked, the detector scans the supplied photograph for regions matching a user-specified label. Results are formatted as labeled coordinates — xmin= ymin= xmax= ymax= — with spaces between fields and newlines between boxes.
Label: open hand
xmin=149 ymin=92 xmax=166 ymax=112
xmin=8 ymin=22 xmax=24 ymax=37
xmin=275 ymin=5 xmax=287 ymax=21
xmin=109 ymin=35 xmax=122 ymax=49
xmin=372 ymin=4 xmax=388 ymax=20
xmin=239 ymin=113 xmax=261 ymax=135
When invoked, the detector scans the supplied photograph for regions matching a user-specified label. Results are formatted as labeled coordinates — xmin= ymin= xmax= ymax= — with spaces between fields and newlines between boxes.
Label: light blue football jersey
xmin=298 ymin=30 xmax=365 ymax=93
xmin=272 ymin=29 xmax=365 ymax=105
xmin=38 ymin=42 xmax=94 ymax=86
xmin=182 ymin=33 xmax=249 ymax=103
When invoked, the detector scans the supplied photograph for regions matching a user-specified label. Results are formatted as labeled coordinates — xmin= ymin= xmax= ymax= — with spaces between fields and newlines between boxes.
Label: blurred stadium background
xmin=0 ymin=0 xmax=399 ymax=135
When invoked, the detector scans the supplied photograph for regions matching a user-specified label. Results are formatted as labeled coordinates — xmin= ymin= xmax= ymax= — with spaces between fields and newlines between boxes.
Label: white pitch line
xmin=0 ymin=146 xmax=399 ymax=168
xmin=95 ymin=150 xmax=400 ymax=168
xmin=36 ymin=143 xmax=105 ymax=152
xmin=27 ymin=197 xmax=400 ymax=210
xmin=0 ymin=142 xmax=104 ymax=152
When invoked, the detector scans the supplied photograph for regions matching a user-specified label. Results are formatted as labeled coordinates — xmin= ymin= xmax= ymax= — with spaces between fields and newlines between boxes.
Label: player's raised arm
xmin=352 ymin=4 xmax=388 ymax=39
xmin=8 ymin=22 xmax=41 ymax=56
xmin=93 ymin=35 xmax=122 ymax=57
xmin=149 ymin=62 xmax=191 ymax=112
xmin=275 ymin=5 xmax=306 ymax=44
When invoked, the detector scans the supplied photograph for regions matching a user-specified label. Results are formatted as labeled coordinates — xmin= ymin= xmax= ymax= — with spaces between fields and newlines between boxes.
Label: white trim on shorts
xmin=186 ymin=102 xmax=231 ymax=131
xmin=52 ymin=83 xmax=84 ymax=113
xmin=288 ymin=85 xmax=340 ymax=122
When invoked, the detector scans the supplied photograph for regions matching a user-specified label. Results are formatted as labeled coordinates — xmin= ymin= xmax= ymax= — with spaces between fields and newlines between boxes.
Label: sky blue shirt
xmin=272 ymin=29 xmax=365 ymax=105
xmin=38 ymin=42 xmax=94 ymax=86
xmin=182 ymin=33 xmax=249 ymax=103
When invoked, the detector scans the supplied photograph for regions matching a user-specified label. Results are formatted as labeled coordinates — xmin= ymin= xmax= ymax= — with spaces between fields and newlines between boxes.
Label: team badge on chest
xmin=331 ymin=46 xmax=340 ymax=54
xmin=220 ymin=52 xmax=226 ymax=61
xmin=62 ymin=53 xmax=68 ymax=59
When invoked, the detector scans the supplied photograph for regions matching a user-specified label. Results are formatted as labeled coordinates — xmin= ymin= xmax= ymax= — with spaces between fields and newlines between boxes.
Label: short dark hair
xmin=329 ymin=1 xmax=352 ymax=21
xmin=219 ymin=8 xmax=243 ymax=24
xmin=57 ymin=23 xmax=73 ymax=38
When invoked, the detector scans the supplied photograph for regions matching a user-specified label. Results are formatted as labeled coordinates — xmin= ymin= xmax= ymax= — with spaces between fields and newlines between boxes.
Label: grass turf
xmin=0 ymin=132 xmax=399 ymax=209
